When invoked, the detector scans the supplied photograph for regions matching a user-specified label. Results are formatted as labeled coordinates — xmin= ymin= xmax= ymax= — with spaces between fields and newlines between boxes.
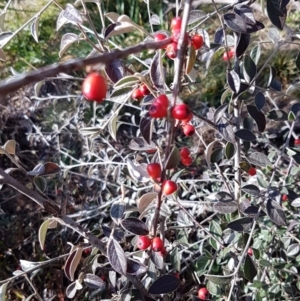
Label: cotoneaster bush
xmin=1 ymin=0 xmax=300 ymax=301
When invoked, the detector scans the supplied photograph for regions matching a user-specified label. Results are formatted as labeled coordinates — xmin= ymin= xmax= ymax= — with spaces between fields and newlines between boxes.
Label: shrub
xmin=1 ymin=0 xmax=300 ymax=300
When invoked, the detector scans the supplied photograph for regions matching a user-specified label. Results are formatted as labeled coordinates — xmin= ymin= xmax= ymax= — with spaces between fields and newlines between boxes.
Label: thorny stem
xmin=0 ymin=39 xmax=172 ymax=96
xmin=151 ymin=0 xmax=193 ymax=237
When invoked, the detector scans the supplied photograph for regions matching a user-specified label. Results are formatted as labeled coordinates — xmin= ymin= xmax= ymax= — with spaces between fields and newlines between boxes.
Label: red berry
xmin=82 ymin=72 xmax=107 ymax=102
xmin=295 ymin=139 xmax=300 ymax=145
xmin=162 ymin=180 xmax=178 ymax=195
xmin=147 ymin=163 xmax=161 ymax=179
xmin=147 ymin=149 xmax=156 ymax=154
xmin=83 ymin=247 xmax=92 ymax=255
xmin=137 ymin=236 xmax=151 ymax=250
xmin=170 ymin=17 xmax=182 ymax=32
xmin=154 ymin=33 xmax=168 ymax=48
xmin=181 ymin=112 xmax=193 ymax=124
xmin=159 ymin=247 xmax=167 ymax=256
xmin=191 ymin=34 xmax=204 ymax=50
xmin=132 ymin=88 xmax=144 ymax=101
xmin=166 ymin=42 xmax=177 ymax=59
xmin=100 ymin=275 xmax=106 ymax=282
xmin=180 ymin=147 xmax=191 ymax=158
xmin=149 ymin=103 xmax=168 ymax=118
xmin=248 ymin=167 xmax=256 ymax=176
xmin=155 ymin=94 xmax=169 ymax=107
xmin=172 ymin=29 xmax=189 ymax=44
xmin=223 ymin=47 xmax=235 ymax=61
xmin=181 ymin=156 xmax=192 ymax=166
xmin=198 ymin=287 xmax=209 ymax=300
xmin=173 ymin=272 xmax=180 ymax=279
xmin=183 ymin=124 xmax=195 ymax=136
xmin=140 ymin=84 xmax=150 ymax=96
xmin=282 ymin=194 xmax=288 ymax=202
xmin=152 ymin=237 xmax=164 ymax=252
xmin=171 ymin=104 xmax=191 ymax=120
xmin=247 ymin=248 xmax=253 ymax=256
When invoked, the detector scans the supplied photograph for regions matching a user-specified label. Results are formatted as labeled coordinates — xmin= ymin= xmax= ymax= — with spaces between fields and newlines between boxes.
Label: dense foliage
xmin=1 ymin=0 xmax=300 ymax=301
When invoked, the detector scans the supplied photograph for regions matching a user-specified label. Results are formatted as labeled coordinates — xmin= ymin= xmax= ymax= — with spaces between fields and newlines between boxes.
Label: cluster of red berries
xmin=149 ymin=94 xmax=169 ymax=118
xmin=223 ymin=46 xmax=235 ymax=61
xmin=137 ymin=236 xmax=166 ymax=254
xmin=172 ymin=103 xmax=195 ymax=136
xmin=147 ymin=163 xmax=178 ymax=195
xmin=180 ymin=147 xmax=192 ymax=166
xmin=132 ymin=84 xmax=150 ymax=101
xmin=148 ymin=95 xmax=195 ymax=136
xmin=154 ymin=16 xmax=204 ymax=60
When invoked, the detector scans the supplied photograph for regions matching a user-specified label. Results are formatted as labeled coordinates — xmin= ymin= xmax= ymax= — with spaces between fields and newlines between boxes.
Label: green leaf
xmin=247 ymin=152 xmax=272 ymax=167
xmin=214 ymin=202 xmax=238 ymax=214
xmin=225 ymin=142 xmax=235 ymax=160
xmin=0 ymin=282 xmax=9 ymax=301
xmin=296 ymin=52 xmax=300 ymax=71
xmin=247 ymin=105 xmax=266 ymax=132
xmin=241 ymin=184 xmax=260 ymax=196
xmin=113 ymin=75 xmax=141 ymax=89
xmin=243 ymin=55 xmax=256 ymax=83
xmin=205 ymin=274 xmax=232 ymax=285
xmin=108 ymin=114 xmax=119 ymax=141
xmin=165 ymin=147 xmax=180 ymax=169
xmin=286 ymin=243 xmax=300 ymax=257
xmin=38 ymin=219 xmax=51 ymax=251
xmin=211 ymin=148 xmax=223 ymax=163
xmin=170 ymin=248 xmax=181 ymax=272
xmin=267 ymin=110 xmax=288 ymax=121
xmin=206 ymin=280 xmax=221 ymax=296
xmin=227 ymin=217 xmax=253 ymax=232
xmin=196 ymin=256 xmax=210 ymax=274
xmin=235 ymin=129 xmax=257 ymax=142
xmin=266 ymin=0 xmax=286 ymax=30
xmin=255 ymin=92 xmax=265 ymax=111
xmin=244 ymin=254 xmax=257 ymax=281
xmin=250 ymin=44 xmax=261 ymax=65
xmin=259 ymin=259 xmax=271 ymax=267
xmin=186 ymin=44 xmax=196 ymax=74
xmin=266 ymin=198 xmax=287 ymax=226
xmin=33 ymin=176 xmax=47 ymax=193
